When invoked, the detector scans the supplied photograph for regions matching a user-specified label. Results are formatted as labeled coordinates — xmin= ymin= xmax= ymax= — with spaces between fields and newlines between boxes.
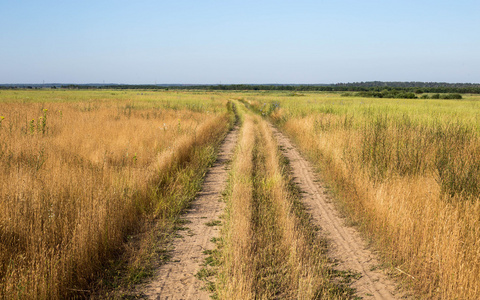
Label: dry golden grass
xmin=217 ymin=107 xmax=349 ymax=299
xmin=263 ymin=94 xmax=480 ymax=299
xmin=0 ymin=91 xmax=232 ymax=299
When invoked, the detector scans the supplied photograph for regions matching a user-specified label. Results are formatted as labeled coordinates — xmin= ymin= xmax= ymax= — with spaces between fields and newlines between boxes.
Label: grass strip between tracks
xmin=215 ymin=108 xmax=352 ymax=299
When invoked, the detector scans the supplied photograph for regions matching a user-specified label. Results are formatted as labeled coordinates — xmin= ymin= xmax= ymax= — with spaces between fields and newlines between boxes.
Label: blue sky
xmin=1 ymin=0 xmax=479 ymax=84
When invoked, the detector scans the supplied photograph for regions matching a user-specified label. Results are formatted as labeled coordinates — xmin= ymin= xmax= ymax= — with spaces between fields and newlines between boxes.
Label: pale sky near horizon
xmin=1 ymin=0 xmax=479 ymax=84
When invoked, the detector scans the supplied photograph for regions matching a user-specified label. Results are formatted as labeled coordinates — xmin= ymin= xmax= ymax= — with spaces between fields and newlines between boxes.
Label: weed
xmin=29 ymin=119 xmax=35 ymax=134
xmin=205 ymin=220 xmax=221 ymax=226
xmin=128 ymin=267 xmax=152 ymax=284
xmin=41 ymin=108 xmax=47 ymax=134
xmin=210 ymin=237 xmax=221 ymax=243
xmin=174 ymin=219 xmax=192 ymax=225
xmin=195 ymin=267 xmax=215 ymax=280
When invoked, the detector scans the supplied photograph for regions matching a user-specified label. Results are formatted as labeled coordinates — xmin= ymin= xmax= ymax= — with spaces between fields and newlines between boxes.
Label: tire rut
xmin=142 ymin=126 xmax=239 ymax=300
xmin=270 ymin=125 xmax=406 ymax=300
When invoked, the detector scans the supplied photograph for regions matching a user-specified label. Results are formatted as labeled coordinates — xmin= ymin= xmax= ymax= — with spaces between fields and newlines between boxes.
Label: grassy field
xmin=244 ymin=91 xmax=480 ymax=299
xmin=2 ymin=89 xmax=480 ymax=299
xmin=0 ymin=90 xmax=233 ymax=299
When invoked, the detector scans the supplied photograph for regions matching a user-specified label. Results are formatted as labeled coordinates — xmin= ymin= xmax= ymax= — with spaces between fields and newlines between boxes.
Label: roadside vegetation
xmin=247 ymin=92 xmax=480 ymax=299
xmin=0 ymin=90 xmax=234 ymax=299
xmin=216 ymin=105 xmax=351 ymax=299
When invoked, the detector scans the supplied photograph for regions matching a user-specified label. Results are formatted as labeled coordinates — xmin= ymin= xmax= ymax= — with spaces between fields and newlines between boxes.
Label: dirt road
xmin=140 ymin=120 xmax=405 ymax=299
xmin=270 ymin=125 xmax=405 ymax=300
xmin=142 ymin=126 xmax=239 ymax=300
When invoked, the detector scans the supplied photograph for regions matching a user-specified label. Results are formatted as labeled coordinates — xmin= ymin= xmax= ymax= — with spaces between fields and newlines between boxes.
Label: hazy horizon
xmin=1 ymin=0 xmax=479 ymax=84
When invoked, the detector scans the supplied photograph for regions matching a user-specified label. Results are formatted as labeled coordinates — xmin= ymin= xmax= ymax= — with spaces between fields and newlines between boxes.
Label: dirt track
xmin=142 ymin=126 xmax=239 ymax=300
xmin=270 ymin=125 xmax=405 ymax=300
xmin=141 ymin=120 xmax=405 ymax=299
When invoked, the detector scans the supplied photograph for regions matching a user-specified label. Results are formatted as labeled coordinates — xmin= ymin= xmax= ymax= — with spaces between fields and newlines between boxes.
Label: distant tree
xmin=443 ymin=93 xmax=462 ymax=99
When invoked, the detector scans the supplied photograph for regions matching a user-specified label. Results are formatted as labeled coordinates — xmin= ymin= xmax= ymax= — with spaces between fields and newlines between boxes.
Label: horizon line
xmin=1 ymin=81 xmax=480 ymax=86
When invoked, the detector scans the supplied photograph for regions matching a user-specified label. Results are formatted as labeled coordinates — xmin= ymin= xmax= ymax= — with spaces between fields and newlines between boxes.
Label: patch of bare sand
xmin=142 ymin=126 xmax=239 ymax=300
xmin=270 ymin=125 xmax=408 ymax=300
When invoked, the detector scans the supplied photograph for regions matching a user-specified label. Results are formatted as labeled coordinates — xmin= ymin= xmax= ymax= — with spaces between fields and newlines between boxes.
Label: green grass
xmin=205 ymin=220 xmax=222 ymax=226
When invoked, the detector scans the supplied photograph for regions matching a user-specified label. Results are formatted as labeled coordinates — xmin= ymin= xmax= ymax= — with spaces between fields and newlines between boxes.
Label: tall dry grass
xmin=0 ymin=92 xmax=232 ymax=299
xmin=218 ymin=109 xmax=349 ymax=299
xmin=264 ymin=95 xmax=480 ymax=299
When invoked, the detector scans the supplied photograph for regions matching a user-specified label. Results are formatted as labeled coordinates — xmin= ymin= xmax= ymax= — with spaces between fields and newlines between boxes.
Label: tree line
xmin=2 ymin=82 xmax=480 ymax=94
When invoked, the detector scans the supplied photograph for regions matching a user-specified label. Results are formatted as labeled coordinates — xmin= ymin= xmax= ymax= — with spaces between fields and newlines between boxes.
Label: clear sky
xmin=1 ymin=0 xmax=479 ymax=84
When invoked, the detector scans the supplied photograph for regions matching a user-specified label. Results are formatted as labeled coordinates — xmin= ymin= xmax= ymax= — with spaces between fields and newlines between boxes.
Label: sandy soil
xmin=142 ymin=126 xmax=239 ymax=300
xmin=270 ymin=125 xmax=406 ymax=300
